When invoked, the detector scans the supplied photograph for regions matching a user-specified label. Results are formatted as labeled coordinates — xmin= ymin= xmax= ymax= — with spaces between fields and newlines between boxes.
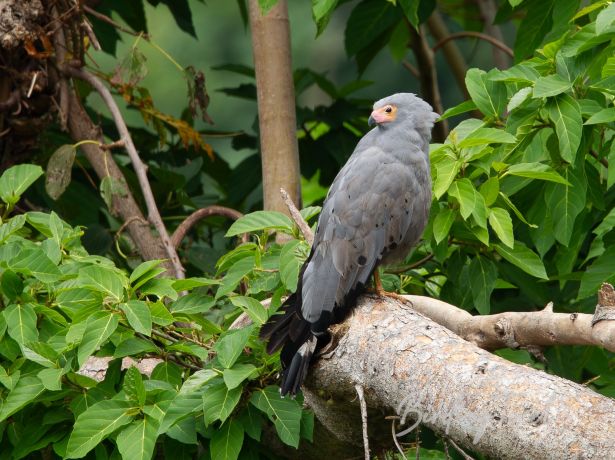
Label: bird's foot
xmin=371 ymin=270 xmax=409 ymax=304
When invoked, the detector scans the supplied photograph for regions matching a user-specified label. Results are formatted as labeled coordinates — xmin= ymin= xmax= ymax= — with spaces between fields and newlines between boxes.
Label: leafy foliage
xmin=0 ymin=166 xmax=313 ymax=458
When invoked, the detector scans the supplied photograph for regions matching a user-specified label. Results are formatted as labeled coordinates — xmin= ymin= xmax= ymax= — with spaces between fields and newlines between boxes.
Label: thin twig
xmin=447 ymin=438 xmax=475 ymax=460
xmin=355 ymin=384 xmax=370 ymax=460
xmin=280 ymin=187 xmax=314 ymax=245
xmin=433 ymin=32 xmax=513 ymax=58
xmin=590 ymin=150 xmax=609 ymax=168
xmin=100 ymin=139 xmax=126 ymax=150
xmin=172 ymin=205 xmax=246 ymax=248
xmin=386 ymin=253 xmax=434 ymax=274
xmin=402 ymin=59 xmax=420 ymax=78
xmin=83 ymin=5 xmax=148 ymax=38
xmin=64 ymin=66 xmax=185 ymax=279
xmin=390 ymin=417 xmax=408 ymax=460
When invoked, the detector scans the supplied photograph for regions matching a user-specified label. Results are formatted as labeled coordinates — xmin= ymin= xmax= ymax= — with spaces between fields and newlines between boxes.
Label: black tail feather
xmin=280 ymin=335 xmax=317 ymax=396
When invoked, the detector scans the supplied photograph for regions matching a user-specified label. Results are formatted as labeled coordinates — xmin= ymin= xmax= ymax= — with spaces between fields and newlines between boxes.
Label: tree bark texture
xmin=304 ymin=295 xmax=615 ymax=459
xmin=249 ymin=0 xmax=301 ymax=213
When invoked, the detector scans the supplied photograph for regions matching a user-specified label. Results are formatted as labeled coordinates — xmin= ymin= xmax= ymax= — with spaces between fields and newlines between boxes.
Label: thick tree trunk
xmin=248 ymin=0 xmax=301 ymax=213
xmin=302 ymin=295 xmax=615 ymax=459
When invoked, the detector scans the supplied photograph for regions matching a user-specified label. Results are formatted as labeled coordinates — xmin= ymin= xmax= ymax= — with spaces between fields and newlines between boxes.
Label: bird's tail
xmin=260 ymin=294 xmax=318 ymax=396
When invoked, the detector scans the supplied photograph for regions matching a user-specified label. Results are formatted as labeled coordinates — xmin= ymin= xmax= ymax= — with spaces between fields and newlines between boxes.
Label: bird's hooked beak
xmin=368 ymin=104 xmax=397 ymax=127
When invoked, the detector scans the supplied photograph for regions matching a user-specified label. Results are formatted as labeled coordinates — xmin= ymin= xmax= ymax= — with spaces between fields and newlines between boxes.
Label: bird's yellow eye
xmin=385 ymin=106 xmax=393 ymax=113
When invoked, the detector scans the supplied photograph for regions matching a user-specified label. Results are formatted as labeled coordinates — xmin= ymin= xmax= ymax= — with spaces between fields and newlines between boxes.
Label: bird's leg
xmin=372 ymin=268 xmax=410 ymax=304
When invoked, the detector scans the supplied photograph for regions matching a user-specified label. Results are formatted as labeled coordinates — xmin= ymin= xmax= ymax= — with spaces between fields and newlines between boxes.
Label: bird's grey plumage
xmin=260 ymin=93 xmax=438 ymax=395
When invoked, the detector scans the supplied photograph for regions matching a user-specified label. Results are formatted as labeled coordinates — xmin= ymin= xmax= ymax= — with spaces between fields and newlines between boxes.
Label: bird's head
xmin=368 ymin=93 xmax=439 ymax=136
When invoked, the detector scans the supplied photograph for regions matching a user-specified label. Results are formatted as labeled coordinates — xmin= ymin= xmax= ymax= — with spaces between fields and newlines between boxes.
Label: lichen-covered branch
xmin=304 ymin=295 xmax=615 ymax=459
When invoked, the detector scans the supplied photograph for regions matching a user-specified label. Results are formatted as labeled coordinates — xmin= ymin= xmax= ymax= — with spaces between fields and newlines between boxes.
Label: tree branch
xmin=401 ymin=292 xmax=615 ymax=353
xmin=172 ymin=205 xmax=246 ymax=248
xmin=64 ymin=66 xmax=184 ymax=278
xmin=303 ymin=295 xmax=615 ymax=459
xmin=432 ymin=32 xmax=513 ymax=58
xmin=280 ymin=187 xmax=313 ymax=245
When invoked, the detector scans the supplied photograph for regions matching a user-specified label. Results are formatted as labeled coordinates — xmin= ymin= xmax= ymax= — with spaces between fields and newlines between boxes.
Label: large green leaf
xmin=457 ymin=128 xmax=516 ymax=148
xmin=547 ymin=94 xmax=582 ymax=163
xmin=495 ymin=242 xmax=548 ymax=280
xmin=169 ymin=293 xmax=216 ymax=314
xmin=344 ymin=0 xmax=399 ymax=57
xmin=124 ymin=366 xmax=146 ymax=407
xmin=433 ymin=156 xmax=461 ymax=199
xmin=250 ymin=386 xmax=302 ymax=448
xmin=226 ymin=211 xmax=294 ymax=237
xmin=78 ymin=265 xmax=126 ymax=302
xmin=77 ymin=311 xmax=120 ymax=366
xmin=514 ymin=0 xmax=554 ymax=61
xmin=279 ymin=239 xmax=304 ymax=292
xmin=432 ymin=208 xmax=456 ymax=244
xmin=596 ymin=2 xmax=615 ymax=34
xmin=223 ymin=364 xmax=258 ymax=390
xmin=502 ymin=163 xmax=569 ymax=184
xmin=9 ymin=247 xmax=62 ymax=283
xmin=469 ymin=257 xmax=498 ymax=315
xmin=120 ymin=300 xmax=153 ymax=336
xmin=312 ymin=0 xmax=339 ymax=36
xmin=3 ymin=303 xmax=38 ymax=346
xmin=116 ymin=415 xmax=160 ymax=460
xmin=210 ymin=418 xmax=244 ymax=460
xmin=216 ymin=256 xmax=256 ymax=299
xmin=465 ymin=68 xmax=507 ymax=118
xmin=448 ymin=179 xmax=487 ymax=228
xmin=0 ymin=376 xmax=45 ymax=422
xmin=202 ymin=381 xmax=242 ymax=426
xmin=584 ymin=107 xmax=615 ymax=125
xmin=215 ymin=326 xmax=254 ymax=369
xmin=229 ymin=296 xmax=268 ymax=325
xmin=532 ymin=74 xmax=572 ymax=98
xmin=65 ymin=399 xmax=135 ymax=458
xmin=544 ymin=168 xmax=586 ymax=246
xmin=0 ymin=164 xmax=44 ymax=205
xmin=488 ymin=207 xmax=514 ymax=248
xmin=45 ymin=144 xmax=76 ymax=200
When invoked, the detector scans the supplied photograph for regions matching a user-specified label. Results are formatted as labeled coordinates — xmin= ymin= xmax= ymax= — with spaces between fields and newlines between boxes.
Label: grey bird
xmin=260 ymin=93 xmax=438 ymax=396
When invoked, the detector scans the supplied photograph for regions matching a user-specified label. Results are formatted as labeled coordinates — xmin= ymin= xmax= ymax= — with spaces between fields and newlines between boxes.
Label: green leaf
xmin=438 ymin=100 xmax=477 ymax=121
xmin=238 ymin=405 xmax=263 ymax=441
xmin=465 ymin=68 xmax=506 ymax=118
xmin=216 ymin=256 xmax=256 ymax=299
xmin=398 ymin=0 xmax=419 ymax=28
xmin=532 ymin=74 xmax=572 ymax=98
xmin=149 ymin=301 xmax=175 ymax=326
xmin=250 ymin=386 xmax=302 ymax=448
xmin=229 ymin=296 xmax=268 ymax=325
xmin=3 ymin=303 xmax=38 ymax=346
xmin=38 ymin=367 xmax=63 ymax=391
xmin=547 ymin=94 xmax=582 ymax=163
xmin=432 ymin=208 xmax=455 ymax=244
xmin=45 ymin=144 xmax=76 ymax=200
xmin=202 ymin=381 xmax=242 ymax=425
xmin=130 ymin=259 xmax=167 ymax=289
xmin=0 ymin=213 xmax=26 ymax=243
xmin=479 ymin=177 xmax=499 ymax=206
xmin=312 ymin=0 xmax=339 ymax=36
xmin=65 ymin=399 xmax=135 ymax=458
xmin=458 ymin=128 xmax=516 ymax=148
xmin=257 ymin=0 xmax=278 ymax=15
xmin=78 ymin=265 xmax=125 ymax=302
xmin=488 ymin=207 xmax=514 ymax=248
xmin=139 ymin=278 xmax=178 ymax=300
xmin=0 ymin=164 xmax=44 ymax=205
xmin=609 ymin=141 xmax=615 ymax=189
xmin=226 ymin=211 xmax=294 ymax=237
xmin=0 ymin=376 xmax=45 ymax=422
xmin=169 ymin=293 xmax=215 ymax=314
xmin=495 ymin=242 xmax=548 ymax=279
xmin=514 ymin=0 xmax=554 ymax=61
xmin=596 ymin=2 xmax=615 ymax=34
xmin=344 ymin=0 xmax=399 ymax=57
xmin=502 ymin=163 xmax=569 ymax=184
xmin=433 ymin=156 xmax=461 ymax=199
xmin=507 ymin=87 xmax=533 ymax=112
xmin=124 ymin=366 xmax=146 ymax=407
xmin=300 ymin=410 xmax=314 ymax=442
xmin=77 ymin=312 xmax=120 ymax=366
xmin=9 ymin=247 xmax=62 ymax=283
xmin=179 ymin=369 xmax=218 ymax=395
xmin=579 ymin=246 xmax=615 ymax=299
xmin=279 ymin=239 xmax=303 ymax=292
xmin=223 ymin=364 xmax=257 ymax=390
xmin=469 ymin=256 xmax=497 ymax=315
xmin=116 ymin=416 xmax=160 ymax=460
xmin=23 ymin=341 xmax=60 ymax=367
xmin=544 ymin=168 xmax=586 ymax=246
xmin=210 ymin=418 xmax=244 ymax=460
xmin=215 ymin=326 xmax=254 ymax=368
xmin=120 ymin=300 xmax=153 ymax=336
xmin=584 ymin=107 xmax=615 ymax=125
xmin=448 ymin=179 xmax=487 ymax=228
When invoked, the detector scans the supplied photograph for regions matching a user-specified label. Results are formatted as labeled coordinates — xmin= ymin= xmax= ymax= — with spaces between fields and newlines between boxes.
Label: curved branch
xmin=280 ymin=187 xmax=313 ymax=245
xmin=64 ymin=66 xmax=185 ymax=279
xmin=432 ymin=32 xmax=513 ymax=58
xmin=171 ymin=205 xmax=246 ymax=248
